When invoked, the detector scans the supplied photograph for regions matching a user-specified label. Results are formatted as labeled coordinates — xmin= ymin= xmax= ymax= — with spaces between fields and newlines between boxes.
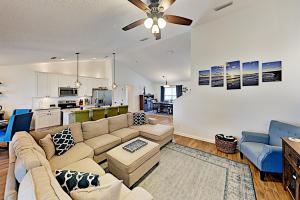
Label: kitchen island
xmin=61 ymin=105 xmax=110 ymax=125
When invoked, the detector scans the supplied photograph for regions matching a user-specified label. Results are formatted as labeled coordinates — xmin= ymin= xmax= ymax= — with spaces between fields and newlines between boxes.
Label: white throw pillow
xmin=70 ymin=180 xmax=122 ymax=200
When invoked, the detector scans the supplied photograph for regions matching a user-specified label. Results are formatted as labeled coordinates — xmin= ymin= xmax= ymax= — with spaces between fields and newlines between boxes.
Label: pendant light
xmin=112 ymin=53 xmax=118 ymax=89
xmin=163 ymin=76 xmax=170 ymax=88
xmin=74 ymin=52 xmax=82 ymax=88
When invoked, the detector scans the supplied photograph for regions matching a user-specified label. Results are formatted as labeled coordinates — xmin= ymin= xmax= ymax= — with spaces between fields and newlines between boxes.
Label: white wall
xmin=0 ymin=60 xmax=110 ymax=117
xmin=174 ymin=0 xmax=300 ymax=142
xmin=113 ymin=60 xmax=154 ymax=112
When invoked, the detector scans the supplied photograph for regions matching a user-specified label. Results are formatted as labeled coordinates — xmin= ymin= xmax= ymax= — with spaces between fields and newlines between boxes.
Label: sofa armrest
xmin=240 ymin=131 xmax=269 ymax=144
xmin=257 ymin=145 xmax=283 ymax=173
xmin=123 ymin=187 xmax=153 ymax=200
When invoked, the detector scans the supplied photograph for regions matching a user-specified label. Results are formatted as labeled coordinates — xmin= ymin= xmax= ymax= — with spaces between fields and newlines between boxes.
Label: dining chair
xmin=0 ymin=112 xmax=34 ymax=148
xmin=13 ymin=109 xmax=32 ymax=115
xmin=73 ymin=110 xmax=90 ymax=123
xmin=91 ymin=108 xmax=106 ymax=121
xmin=118 ymin=105 xmax=128 ymax=115
xmin=107 ymin=106 xmax=119 ymax=117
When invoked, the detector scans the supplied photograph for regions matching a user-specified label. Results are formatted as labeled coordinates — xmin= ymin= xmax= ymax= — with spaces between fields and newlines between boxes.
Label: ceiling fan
xmin=122 ymin=0 xmax=193 ymax=40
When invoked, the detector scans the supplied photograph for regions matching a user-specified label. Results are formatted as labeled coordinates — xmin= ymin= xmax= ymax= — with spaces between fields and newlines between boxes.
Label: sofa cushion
xmin=18 ymin=166 xmax=71 ymax=200
xmin=12 ymin=131 xmax=46 ymax=158
xmin=15 ymin=148 xmax=50 ymax=183
xmin=127 ymin=113 xmax=134 ymax=127
xmin=82 ymin=119 xmax=109 ymax=140
xmin=49 ymin=142 xmax=94 ymax=171
xmin=70 ymin=180 xmax=122 ymax=200
xmin=240 ymin=142 xmax=265 ymax=167
xmin=85 ymin=134 xmax=121 ymax=155
xmin=108 ymin=114 xmax=128 ymax=132
xmin=62 ymin=158 xmax=105 ymax=176
xmin=101 ymin=173 xmax=131 ymax=199
xmin=39 ymin=134 xmax=56 ymax=160
xmin=55 ymin=170 xmax=100 ymax=194
xmin=110 ymin=128 xmax=140 ymax=143
xmin=30 ymin=123 xmax=84 ymax=143
xmin=131 ymin=124 xmax=174 ymax=141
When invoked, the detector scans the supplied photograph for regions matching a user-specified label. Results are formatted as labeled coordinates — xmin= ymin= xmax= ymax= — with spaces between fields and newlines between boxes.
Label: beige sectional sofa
xmin=5 ymin=113 xmax=174 ymax=200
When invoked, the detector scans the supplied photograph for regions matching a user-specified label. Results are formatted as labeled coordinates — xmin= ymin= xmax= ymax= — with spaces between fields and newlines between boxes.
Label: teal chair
xmin=13 ymin=109 xmax=32 ymax=115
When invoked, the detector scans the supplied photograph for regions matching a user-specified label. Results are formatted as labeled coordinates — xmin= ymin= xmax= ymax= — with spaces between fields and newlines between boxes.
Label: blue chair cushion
xmin=269 ymin=120 xmax=300 ymax=146
xmin=240 ymin=142 xmax=265 ymax=168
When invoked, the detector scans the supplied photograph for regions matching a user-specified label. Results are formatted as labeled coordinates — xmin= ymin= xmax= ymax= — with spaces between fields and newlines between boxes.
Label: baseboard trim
xmin=174 ymin=132 xmax=215 ymax=144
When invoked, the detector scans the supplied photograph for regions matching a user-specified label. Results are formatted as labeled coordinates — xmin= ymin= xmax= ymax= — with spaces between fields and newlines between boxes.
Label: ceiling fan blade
xmin=163 ymin=15 xmax=193 ymax=26
xmin=155 ymin=32 xmax=161 ymax=40
xmin=159 ymin=0 xmax=176 ymax=12
xmin=122 ymin=18 xmax=146 ymax=31
xmin=128 ymin=0 xmax=150 ymax=12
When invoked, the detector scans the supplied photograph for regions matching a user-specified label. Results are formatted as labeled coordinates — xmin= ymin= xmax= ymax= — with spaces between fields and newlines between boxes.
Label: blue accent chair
xmin=239 ymin=120 xmax=300 ymax=180
xmin=0 ymin=112 xmax=33 ymax=148
xmin=12 ymin=109 xmax=32 ymax=115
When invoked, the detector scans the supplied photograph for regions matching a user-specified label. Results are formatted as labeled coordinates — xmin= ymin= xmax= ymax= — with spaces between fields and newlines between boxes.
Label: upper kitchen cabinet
xmin=78 ymin=77 xmax=93 ymax=97
xmin=93 ymin=78 xmax=109 ymax=88
xmin=58 ymin=74 xmax=76 ymax=88
xmin=36 ymin=72 xmax=59 ymax=97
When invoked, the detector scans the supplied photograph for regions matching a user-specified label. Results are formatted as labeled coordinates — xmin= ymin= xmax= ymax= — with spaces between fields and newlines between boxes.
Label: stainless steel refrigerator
xmin=92 ymin=89 xmax=112 ymax=107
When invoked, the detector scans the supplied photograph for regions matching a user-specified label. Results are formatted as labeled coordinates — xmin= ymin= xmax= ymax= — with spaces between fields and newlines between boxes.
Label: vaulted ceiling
xmin=0 ymin=0 xmax=249 ymax=82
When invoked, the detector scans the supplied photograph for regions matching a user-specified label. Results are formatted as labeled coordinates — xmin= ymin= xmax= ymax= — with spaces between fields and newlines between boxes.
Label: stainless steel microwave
xmin=59 ymin=87 xmax=78 ymax=97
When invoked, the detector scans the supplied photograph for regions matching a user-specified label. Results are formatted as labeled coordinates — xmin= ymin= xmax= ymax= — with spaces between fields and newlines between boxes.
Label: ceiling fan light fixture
xmin=152 ymin=24 xmax=160 ymax=34
xmin=158 ymin=18 xmax=166 ymax=29
xmin=144 ymin=18 xmax=153 ymax=29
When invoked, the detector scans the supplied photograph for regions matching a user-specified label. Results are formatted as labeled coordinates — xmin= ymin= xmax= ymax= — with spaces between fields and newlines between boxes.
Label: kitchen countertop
xmin=34 ymin=107 xmax=61 ymax=111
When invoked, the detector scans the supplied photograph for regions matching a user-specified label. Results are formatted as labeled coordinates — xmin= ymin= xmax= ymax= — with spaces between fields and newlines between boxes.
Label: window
xmin=164 ymin=86 xmax=177 ymax=102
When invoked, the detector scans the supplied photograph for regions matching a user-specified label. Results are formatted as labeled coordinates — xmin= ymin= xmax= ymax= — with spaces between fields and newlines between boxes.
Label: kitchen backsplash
xmin=32 ymin=96 xmax=91 ymax=109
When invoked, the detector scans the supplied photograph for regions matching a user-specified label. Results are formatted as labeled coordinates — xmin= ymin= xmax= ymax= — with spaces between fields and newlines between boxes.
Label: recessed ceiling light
xmin=60 ymin=58 xmax=65 ymax=61
xmin=91 ymin=58 xmax=97 ymax=60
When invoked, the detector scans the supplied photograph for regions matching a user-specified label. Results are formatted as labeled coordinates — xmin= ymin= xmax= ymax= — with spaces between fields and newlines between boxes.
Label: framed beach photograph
xmin=262 ymin=61 xmax=282 ymax=82
xmin=243 ymin=61 xmax=259 ymax=86
xmin=211 ymin=66 xmax=224 ymax=87
xmin=226 ymin=61 xmax=241 ymax=90
xmin=198 ymin=70 xmax=210 ymax=85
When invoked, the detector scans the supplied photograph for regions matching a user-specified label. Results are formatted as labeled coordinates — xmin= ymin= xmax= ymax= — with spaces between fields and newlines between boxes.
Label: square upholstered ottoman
xmin=106 ymin=137 xmax=160 ymax=188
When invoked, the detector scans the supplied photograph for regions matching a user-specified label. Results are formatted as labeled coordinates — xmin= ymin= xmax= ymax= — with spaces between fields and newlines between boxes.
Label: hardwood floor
xmin=0 ymin=114 xmax=291 ymax=199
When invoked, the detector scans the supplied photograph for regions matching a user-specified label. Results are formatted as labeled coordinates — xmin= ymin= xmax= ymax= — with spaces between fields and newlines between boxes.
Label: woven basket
xmin=215 ymin=135 xmax=237 ymax=154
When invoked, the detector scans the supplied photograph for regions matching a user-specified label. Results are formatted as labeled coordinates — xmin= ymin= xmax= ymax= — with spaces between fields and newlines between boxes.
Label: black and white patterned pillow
xmin=52 ymin=128 xmax=75 ymax=156
xmin=133 ymin=112 xmax=146 ymax=126
xmin=55 ymin=170 xmax=100 ymax=194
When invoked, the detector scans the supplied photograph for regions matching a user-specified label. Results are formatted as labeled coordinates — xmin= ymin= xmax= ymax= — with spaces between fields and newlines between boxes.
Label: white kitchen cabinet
xmin=36 ymin=72 xmax=59 ymax=97
xmin=34 ymin=108 xmax=61 ymax=129
xmin=36 ymin=72 xmax=48 ymax=97
xmin=58 ymin=74 xmax=76 ymax=88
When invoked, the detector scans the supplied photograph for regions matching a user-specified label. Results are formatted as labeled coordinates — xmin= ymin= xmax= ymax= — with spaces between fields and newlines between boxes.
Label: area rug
xmin=138 ymin=143 xmax=256 ymax=200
